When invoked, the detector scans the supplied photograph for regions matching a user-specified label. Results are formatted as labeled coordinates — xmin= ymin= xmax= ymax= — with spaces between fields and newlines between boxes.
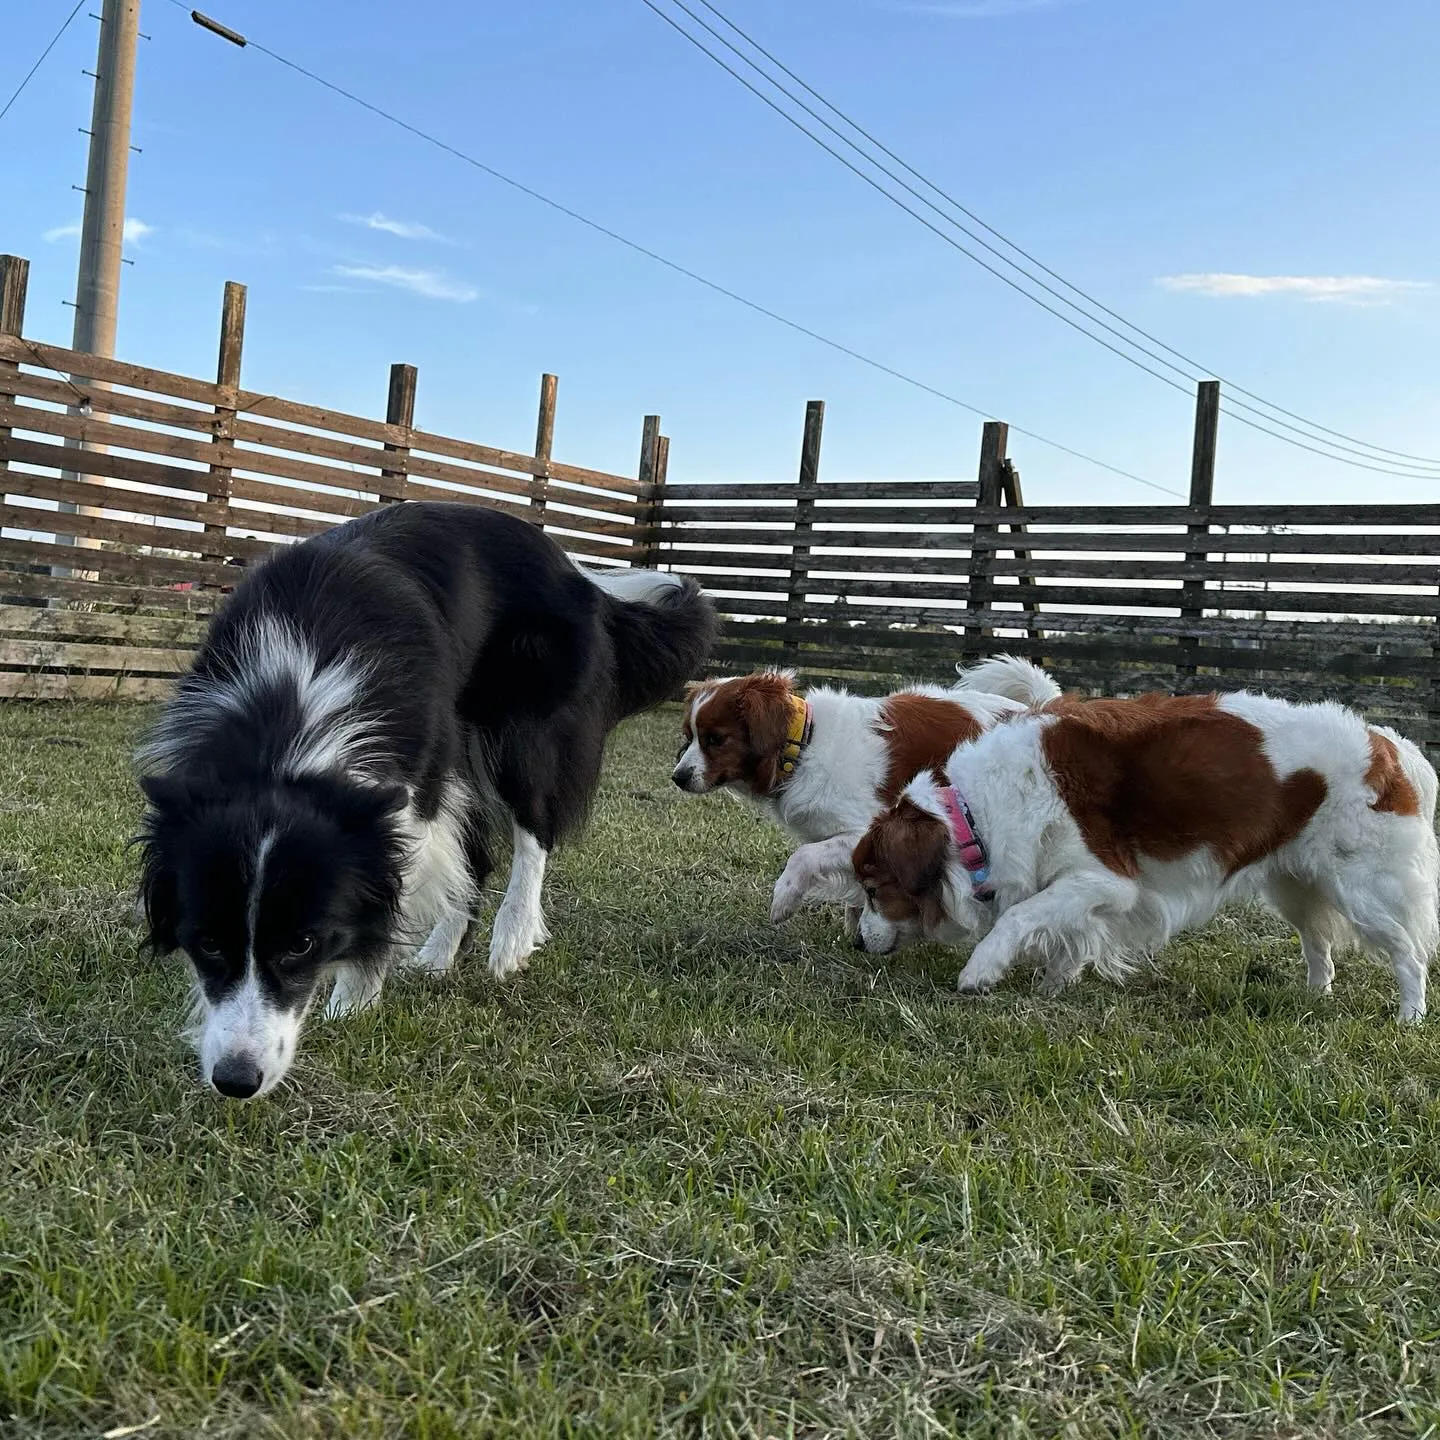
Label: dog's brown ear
xmin=736 ymin=671 xmax=794 ymax=758
xmin=682 ymin=679 xmax=709 ymax=702
xmin=877 ymin=800 xmax=950 ymax=900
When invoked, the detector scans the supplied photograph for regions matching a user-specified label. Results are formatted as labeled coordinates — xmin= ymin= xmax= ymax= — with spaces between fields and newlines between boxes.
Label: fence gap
xmin=784 ymin=400 xmax=824 ymax=663
xmin=1179 ymin=379 xmax=1220 ymax=680
xmin=381 ymin=363 xmax=417 ymax=504
xmin=530 ymin=372 xmax=557 ymax=525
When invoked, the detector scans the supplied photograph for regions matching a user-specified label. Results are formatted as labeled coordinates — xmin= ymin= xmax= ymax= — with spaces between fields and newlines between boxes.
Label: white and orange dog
xmin=671 ymin=656 xmax=1062 ymax=847
xmin=773 ymin=691 xmax=1439 ymax=1021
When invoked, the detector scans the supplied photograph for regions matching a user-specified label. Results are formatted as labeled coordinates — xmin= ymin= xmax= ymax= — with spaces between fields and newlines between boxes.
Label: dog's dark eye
xmin=194 ymin=936 xmax=223 ymax=961
xmin=702 ymin=731 xmax=724 ymax=748
xmin=283 ymin=935 xmax=316 ymax=961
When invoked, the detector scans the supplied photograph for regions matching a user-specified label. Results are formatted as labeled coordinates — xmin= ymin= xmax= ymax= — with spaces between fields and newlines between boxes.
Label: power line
xmin=166 ymin=0 xmax=1186 ymax=498
xmin=650 ymin=0 xmax=1440 ymax=479
xmin=0 ymin=0 xmax=88 ymax=125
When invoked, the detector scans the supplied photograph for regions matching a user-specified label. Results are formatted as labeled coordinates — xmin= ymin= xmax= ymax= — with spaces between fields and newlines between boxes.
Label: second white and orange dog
xmin=773 ymin=691 xmax=1439 ymax=1021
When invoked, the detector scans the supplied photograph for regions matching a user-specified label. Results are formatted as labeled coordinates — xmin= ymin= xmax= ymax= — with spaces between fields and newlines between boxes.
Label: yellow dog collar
xmin=777 ymin=696 xmax=814 ymax=779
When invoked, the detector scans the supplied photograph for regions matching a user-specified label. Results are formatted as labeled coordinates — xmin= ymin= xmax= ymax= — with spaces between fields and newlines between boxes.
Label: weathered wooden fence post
xmin=636 ymin=413 xmax=663 ymax=569
xmin=530 ymin=372 xmax=557 ymax=525
xmin=964 ymin=420 xmax=1006 ymax=661
xmin=0 ymin=256 xmax=31 ymax=607
xmin=1001 ymin=457 xmax=1042 ymax=645
xmin=784 ymin=400 xmax=824 ymax=663
xmin=381 ymin=362 xmax=417 ymax=504
xmin=1178 ymin=380 xmax=1219 ymax=680
xmin=0 ymin=255 xmax=29 ymax=492
xmin=203 ymin=280 xmax=245 ymax=569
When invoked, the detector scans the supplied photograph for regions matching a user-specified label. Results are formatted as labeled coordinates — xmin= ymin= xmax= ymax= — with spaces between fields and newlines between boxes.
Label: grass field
xmin=3 ymin=701 xmax=1440 ymax=1438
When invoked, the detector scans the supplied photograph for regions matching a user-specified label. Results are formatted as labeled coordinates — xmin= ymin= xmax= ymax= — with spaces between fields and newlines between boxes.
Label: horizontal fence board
xmin=0 ymin=671 xmax=175 ymax=701
xmin=1 ymin=450 xmax=222 ymax=526
xmin=0 ymin=502 xmax=283 ymax=565
xmin=968 ymin=530 xmax=1440 ymax=558
xmin=0 ymin=564 xmax=216 ymax=613
xmin=2 ymin=432 xmax=212 ymax=502
xmin=659 ymin=504 xmax=982 ymax=525
xmin=0 ymin=534 xmax=234 ymax=589
xmin=1 ymin=335 xmax=645 ymax=503
xmin=0 ymin=636 xmax=190 ymax=674
xmin=6 ymin=372 xmax=218 ymax=435
xmin=0 ymin=603 xmax=205 ymax=646
xmin=659 ymin=481 xmax=980 ymax=503
xmin=976 ymin=555 xmax=1440 ymax=587
xmin=0 ymin=397 xmax=222 ymax=471
xmin=960 ymin=503 xmax=1440 ymax=529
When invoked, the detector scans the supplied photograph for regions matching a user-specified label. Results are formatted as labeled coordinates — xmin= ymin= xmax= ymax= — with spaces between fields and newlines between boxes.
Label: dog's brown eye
xmin=195 ymin=936 xmax=222 ymax=960
xmin=284 ymin=935 xmax=316 ymax=961
xmin=702 ymin=731 xmax=724 ymax=748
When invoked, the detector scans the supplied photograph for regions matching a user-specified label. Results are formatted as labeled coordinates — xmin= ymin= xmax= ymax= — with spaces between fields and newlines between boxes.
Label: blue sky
xmin=4 ymin=0 xmax=1438 ymax=504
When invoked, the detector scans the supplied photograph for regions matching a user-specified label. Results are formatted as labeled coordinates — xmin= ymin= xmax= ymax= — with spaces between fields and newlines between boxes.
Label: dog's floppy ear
xmin=138 ymin=771 xmax=196 ymax=817
xmin=874 ymin=801 xmax=950 ymax=899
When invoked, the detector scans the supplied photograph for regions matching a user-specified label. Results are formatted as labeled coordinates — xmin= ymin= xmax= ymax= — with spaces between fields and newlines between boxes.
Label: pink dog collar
xmin=938 ymin=784 xmax=995 ymax=901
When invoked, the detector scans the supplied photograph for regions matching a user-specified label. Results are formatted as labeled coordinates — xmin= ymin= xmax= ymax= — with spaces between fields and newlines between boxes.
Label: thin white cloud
xmin=899 ymin=0 xmax=1079 ymax=17
xmin=43 ymin=218 xmax=155 ymax=244
xmin=332 ymin=264 xmax=478 ymax=302
xmin=1158 ymin=272 xmax=1432 ymax=303
xmin=339 ymin=211 xmax=451 ymax=243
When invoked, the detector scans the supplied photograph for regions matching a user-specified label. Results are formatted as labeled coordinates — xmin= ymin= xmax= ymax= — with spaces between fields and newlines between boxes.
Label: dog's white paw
xmin=413 ymin=911 xmax=470 ymax=976
xmin=325 ymin=966 xmax=385 ymax=1018
xmin=488 ymin=905 xmax=550 ymax=981
xmin=770 ymin=870 xmax=809 ymax=925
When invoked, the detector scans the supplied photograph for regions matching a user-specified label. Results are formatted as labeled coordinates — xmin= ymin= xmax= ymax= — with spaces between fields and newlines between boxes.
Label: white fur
xmin=196 ymin=967 xmax=302 ymax=1098
xmin=581 ymin=564 xmax=684 ymax=603
xmin=953 ymin=654 xmax=1063 ymax=707
xmin=141 ymin=616 xmax=381 ymax=781
xmin=489 ymin=826 xmax=551 ymax=979
xmin=808 ymin=693 xmax=1440 ymax=1022
xmin=677 ymin=677 xmax=1031 ymax=848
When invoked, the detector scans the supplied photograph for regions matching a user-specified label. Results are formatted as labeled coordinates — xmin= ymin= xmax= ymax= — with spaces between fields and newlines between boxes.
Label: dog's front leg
xmin=770 ymin=834 xmax=863 ymax=924
xmin=955 ymin=871 xmax=1136 ymax=994
xmin=326 ymin=963 xmax=387 ymax=1017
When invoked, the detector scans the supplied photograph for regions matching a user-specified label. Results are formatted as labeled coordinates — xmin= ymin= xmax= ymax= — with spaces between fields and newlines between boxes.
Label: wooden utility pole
xmin=57 ymin=0 xmax=142 ymax=564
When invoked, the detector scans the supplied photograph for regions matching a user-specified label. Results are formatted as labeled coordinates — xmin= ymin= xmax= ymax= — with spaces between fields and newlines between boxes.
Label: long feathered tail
xmin=584 ymin=567 xmax=717 ymax=718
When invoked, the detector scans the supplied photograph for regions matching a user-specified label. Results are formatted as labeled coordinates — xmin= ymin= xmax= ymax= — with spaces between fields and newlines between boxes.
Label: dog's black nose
xmin=671 ymin=767 xmax=692 ymax=790
xmin=852 ymin=929 xmax=868 ymax=952
xmin=211 ymin=1055 xmax=264 ymax=1099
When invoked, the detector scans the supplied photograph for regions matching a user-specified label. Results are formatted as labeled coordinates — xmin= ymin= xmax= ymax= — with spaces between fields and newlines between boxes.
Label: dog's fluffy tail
xmin=585 ymin=566 xmax=717 ymax=718
xmin=954 ymin=653 xmax=1062 ymax=708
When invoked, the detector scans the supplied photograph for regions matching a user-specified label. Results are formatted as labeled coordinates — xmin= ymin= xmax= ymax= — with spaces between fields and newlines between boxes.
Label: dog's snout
xmin=211 ymin=1053 xmax=264 ymax=1100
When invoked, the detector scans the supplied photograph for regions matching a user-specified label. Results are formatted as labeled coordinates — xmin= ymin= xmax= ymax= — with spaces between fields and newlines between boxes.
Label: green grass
xmin=3 ymin=702 xmax=1440 ymax=1438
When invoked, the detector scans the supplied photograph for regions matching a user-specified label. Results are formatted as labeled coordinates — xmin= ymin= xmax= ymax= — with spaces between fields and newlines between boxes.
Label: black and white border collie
xmin=136 ymin=501 xmax=715 ymax=1099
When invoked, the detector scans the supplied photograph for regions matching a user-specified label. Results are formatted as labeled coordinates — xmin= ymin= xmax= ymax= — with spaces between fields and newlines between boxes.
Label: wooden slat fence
xmin=656 ymin=408 xmax=1440 ymax=756
xmin=0 ymin=256 xmax=660 ymax=700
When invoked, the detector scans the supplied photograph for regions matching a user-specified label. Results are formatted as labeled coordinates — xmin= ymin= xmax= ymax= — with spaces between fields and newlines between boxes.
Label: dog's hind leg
xmin=1262 ymin=872 xmax=1346 ymax=995
xmin=489 ymin=823 xmax=550 ymax=980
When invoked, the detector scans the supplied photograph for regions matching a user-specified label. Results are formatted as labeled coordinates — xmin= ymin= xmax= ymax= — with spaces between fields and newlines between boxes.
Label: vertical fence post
xmin=645 ymin=432 xmax=671 ymax=570
xmin=0 ymin=254 xmax=29 ymax=492
xmin=1178 ymin=379 xmax=1219 ymax=681
xmin=1 ymin=256 xmax=31 ymax=607
xmin=203 ymin=280 xmax=245 ymax=576
xmin=636 ymin=413 xmax=662 ymax=570
xmin=1001 ymin=458 xmax=1042 ymax=646
xmin=380 ymin=363 xmax=417 ymax=505
xmin=530 ymin=372 xmax=557 ymax=526
xmin=964 ymin=420 xmax=1006 ymax=661
xmin=784 ymin=400 xmax=824 ymax=664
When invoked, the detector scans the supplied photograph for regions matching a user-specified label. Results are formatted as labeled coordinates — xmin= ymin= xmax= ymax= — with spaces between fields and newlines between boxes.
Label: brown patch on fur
xmin=878 ymin=695 xmax=985 ymax=805
xmin=686 ymin=671 xmax=796 ymax=796
xmin=1039 ymin=693 xmax=1327 ymax=878
xmin=1365 ymin=730 xmax=1420 ymax=816
xmin=852 ymin=797 xmax=951 ymax=932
